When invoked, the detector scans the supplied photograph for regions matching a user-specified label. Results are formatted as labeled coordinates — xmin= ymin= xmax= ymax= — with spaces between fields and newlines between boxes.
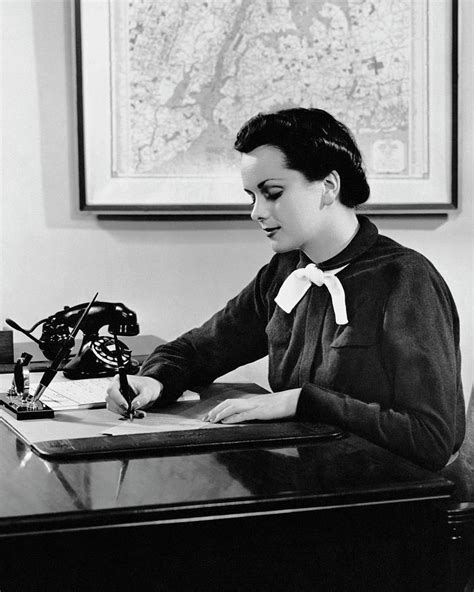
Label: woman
xmin=106 ymin=108 xmax=465 ymax=470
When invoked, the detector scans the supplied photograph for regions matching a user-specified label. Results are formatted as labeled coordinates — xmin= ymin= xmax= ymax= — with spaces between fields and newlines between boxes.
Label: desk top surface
xmin=0 ymin=382 xmax=452 ymax=537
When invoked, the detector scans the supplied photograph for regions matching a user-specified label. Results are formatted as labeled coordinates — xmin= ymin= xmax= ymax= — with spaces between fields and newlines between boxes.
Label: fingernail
xmin=120 ymin=403 xmax=128 ymax=411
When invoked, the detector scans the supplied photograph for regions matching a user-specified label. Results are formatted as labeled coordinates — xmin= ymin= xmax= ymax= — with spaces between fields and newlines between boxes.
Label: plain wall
xmin=1 ymin=0 xmax=472 ymax=401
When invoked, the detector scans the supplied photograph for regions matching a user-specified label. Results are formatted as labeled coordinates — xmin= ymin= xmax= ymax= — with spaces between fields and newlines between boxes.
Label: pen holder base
xmin=0 ymin=394 xmax=54 ymax=420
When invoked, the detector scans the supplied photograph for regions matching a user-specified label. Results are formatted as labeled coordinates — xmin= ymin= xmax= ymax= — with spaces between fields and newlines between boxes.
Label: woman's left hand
xmin=202 ymin=389 xmax=301 ymax=424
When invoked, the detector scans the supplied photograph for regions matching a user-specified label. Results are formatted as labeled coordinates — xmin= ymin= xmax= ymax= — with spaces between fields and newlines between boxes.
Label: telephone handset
xmin=5 ymin=302 xmax=140 ymax=379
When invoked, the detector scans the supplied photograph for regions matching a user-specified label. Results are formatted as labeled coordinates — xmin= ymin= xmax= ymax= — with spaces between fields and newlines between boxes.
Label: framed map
xmin=75 ymin=0 xmax=457 ymax=216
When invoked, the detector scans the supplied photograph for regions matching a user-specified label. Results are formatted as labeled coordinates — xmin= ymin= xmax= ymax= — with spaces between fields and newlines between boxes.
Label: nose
xmin=250 ymin=196 xmax=270 ymax=222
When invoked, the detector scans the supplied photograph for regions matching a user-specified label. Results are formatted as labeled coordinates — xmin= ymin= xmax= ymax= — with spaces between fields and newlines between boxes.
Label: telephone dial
xmin=5 ymin=301 xmax=140 ymax=379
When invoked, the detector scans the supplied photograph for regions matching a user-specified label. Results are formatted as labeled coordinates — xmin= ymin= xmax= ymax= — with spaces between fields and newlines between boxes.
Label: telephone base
xmin=62 ymin=357 xmax=140 ymax=380
xmin=0 ymin=394 xmax=54 ymax=420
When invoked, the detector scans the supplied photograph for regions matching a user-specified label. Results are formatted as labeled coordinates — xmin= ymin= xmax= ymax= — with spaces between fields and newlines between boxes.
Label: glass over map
xmin=109 ymin=0 xmax=428 ymax=180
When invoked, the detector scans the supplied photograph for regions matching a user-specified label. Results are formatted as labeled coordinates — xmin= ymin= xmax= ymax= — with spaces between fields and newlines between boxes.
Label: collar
xmin=298 ymin=215 xmax=378 ymax=271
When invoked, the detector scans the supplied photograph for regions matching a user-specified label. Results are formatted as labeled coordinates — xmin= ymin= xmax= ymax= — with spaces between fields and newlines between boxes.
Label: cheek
xmin=276 ymin=192 xmax=318 ymax=231
xmin=290 ymin=204 xmax=316 ymax=231
xmin=279 ymin=211 xmax=300 ymax=234
xmin=301 ymin=196 xmax=322 ymax=226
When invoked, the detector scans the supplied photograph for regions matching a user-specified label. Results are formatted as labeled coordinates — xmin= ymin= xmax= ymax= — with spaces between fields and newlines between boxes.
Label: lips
xmin=263 ymin=226 xmax=280 ymax=237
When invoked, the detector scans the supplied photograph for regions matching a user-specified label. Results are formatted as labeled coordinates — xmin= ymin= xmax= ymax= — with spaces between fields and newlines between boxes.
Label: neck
xmin=303 ymin=207 xmax=359 ymax=264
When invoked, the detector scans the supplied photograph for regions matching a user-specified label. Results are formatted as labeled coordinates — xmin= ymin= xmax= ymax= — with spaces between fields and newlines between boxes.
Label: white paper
xmin=29 ymin=377 xmax=112 ymax=410
xmin=102 ymin=413 xmax=236 ymax=436
xmin=28 ymin=377 xmax=199 ymax=411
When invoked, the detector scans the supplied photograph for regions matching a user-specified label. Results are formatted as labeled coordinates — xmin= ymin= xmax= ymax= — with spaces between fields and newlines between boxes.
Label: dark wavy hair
xmin=234 ymin=108 xmax=370 ymax=207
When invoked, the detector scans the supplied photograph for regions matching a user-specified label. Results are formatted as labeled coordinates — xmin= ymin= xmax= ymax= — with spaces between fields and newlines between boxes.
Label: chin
xmin=270 ymin=240 xmax=294 ymax=254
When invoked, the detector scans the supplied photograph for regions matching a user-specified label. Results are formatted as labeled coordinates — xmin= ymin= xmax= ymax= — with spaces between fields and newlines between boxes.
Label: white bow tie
xmin=275 ymin=263 xmax=349 ymax=325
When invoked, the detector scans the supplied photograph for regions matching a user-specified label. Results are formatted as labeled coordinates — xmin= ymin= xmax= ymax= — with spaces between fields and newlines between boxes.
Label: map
xmin=109 ymin=0 xmax=428 ymax=180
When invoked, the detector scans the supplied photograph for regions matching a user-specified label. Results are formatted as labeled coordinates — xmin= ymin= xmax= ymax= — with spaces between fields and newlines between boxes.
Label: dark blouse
xmin=140 ymin=216 xmax=465 ymax=470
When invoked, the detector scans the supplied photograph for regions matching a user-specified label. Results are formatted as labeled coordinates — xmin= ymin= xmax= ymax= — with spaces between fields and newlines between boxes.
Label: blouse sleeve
xmin=296 ymin=259 xmax=465 ymax=470
xmin=139 ymin=264 xmax=272 ymax=403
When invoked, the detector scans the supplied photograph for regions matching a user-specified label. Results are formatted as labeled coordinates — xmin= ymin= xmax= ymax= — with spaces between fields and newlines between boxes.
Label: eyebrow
xmin=243 ymin=179 xmax=285 ymax=194
xmin=257 ymin=178 xmax=284 ymax=189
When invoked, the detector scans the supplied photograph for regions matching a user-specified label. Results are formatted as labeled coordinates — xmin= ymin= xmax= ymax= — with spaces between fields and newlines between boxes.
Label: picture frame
xmin=75 ymin=0 xmax=458 ymax=217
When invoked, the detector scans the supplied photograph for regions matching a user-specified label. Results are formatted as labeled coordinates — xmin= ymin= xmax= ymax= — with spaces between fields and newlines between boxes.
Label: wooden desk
xmin=0 ymin=380 xmax=458 ymax=592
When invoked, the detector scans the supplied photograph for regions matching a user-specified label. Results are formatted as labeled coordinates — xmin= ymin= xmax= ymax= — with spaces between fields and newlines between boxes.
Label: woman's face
xmin=240 ymin=145 xmax=326 ymax=256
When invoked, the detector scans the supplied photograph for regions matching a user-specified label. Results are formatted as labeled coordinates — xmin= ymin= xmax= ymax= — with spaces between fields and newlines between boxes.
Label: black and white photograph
xmin=0 ymin=0 xmax=472 ymax=590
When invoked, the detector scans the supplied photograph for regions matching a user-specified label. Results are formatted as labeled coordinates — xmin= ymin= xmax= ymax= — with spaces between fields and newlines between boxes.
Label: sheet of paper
xmin=31 ymin=377 xmax=112 ymax=410
xmin=26 ymin=377 xmax=199 ymax=411
xmin=0 ymin=383 xmax=253 ymax=444
xmin=0 ymin=390 xmax=240 ymax=443
xmin=102 ymin=413 xmax=236 ymax=436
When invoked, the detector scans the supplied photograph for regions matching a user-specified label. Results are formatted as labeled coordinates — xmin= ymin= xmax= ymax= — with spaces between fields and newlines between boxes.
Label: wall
xmin=1 ymin=0 xmax=472 ymax=400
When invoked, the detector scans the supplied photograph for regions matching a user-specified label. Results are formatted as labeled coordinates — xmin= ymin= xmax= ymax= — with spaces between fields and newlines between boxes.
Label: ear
xmin=321 ymin=170 xmax=341 ymax=206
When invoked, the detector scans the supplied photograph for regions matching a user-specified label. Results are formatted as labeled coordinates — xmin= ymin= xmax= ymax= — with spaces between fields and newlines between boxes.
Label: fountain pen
xmin=114 ymin=334 xmax=135 ymax=421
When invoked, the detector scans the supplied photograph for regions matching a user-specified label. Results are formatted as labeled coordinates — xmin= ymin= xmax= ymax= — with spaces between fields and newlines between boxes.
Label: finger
xmin=212 ymin=404 xmax=245 ymax=423
xmin=204 ymin=400 xmax=233 ymax=421
xmin=206 ymin=399 xmax=233 ymax=414
xmin=106 ymin=379 xmax=124 ymax=396
xmin=212 ymin=400 xmax=255 ymax=423
xmin=206 ymin=401 xmax=236 ymax=423
xmin=131 ymin=392 xmax=156 ymax=411
xmin=105 ymin=395 xmax=128 ymax=416
xmin=221 ymin=410 xmax=254 ymax=424
xmin=105 ymin=387 xmax=128 ymax=409
xmin=108 ymin=384 xmax=145 ymax=411
xmin=127 ymin=377 xmax=162 ymax=409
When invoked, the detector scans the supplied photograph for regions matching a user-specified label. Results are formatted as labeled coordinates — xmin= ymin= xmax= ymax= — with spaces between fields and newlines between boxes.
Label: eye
xmin=266 ymin=190 xmax=282 ymax=201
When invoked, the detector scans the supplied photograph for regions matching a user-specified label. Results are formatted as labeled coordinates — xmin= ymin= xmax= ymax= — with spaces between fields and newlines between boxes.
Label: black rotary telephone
xmin=5 ymin=301 xmax=140 ymax=379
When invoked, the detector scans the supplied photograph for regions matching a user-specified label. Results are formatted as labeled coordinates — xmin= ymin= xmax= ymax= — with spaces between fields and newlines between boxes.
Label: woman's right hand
xmin=105 ymin=375 xmax=163 ymax=416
